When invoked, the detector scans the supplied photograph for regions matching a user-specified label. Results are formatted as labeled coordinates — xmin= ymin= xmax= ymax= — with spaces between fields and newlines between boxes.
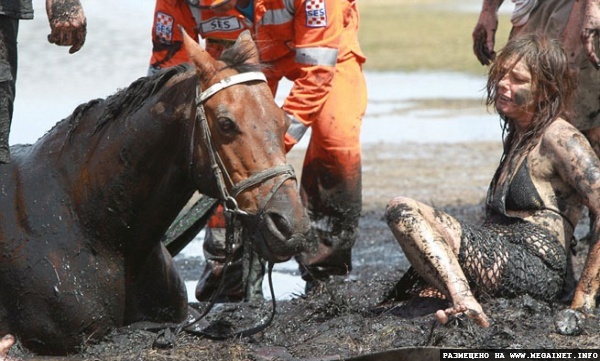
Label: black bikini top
xmin=486 ymin=154 xmax=579 ymax=253
xmin=504 ymin=158 xmax=544 ymax=212
xmin=487 ymin=157 xmax=576 ymax=241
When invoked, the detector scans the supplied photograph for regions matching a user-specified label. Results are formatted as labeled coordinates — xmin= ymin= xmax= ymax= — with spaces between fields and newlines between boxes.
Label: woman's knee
xmin=385 ymin=196 xmax=421 ymax=227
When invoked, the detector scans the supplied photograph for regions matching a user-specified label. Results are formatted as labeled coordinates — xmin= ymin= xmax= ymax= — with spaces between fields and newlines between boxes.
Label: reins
xmin=155 ymin=70 xmax=296 ymax=347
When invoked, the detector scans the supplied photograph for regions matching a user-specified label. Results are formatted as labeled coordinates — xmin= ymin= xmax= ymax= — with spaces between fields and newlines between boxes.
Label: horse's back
xmin=0 ymin=143 xmax=128 ymax=354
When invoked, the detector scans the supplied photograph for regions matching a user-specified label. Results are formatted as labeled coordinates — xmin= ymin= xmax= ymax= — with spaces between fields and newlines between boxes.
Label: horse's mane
xmin=55 ymin=64 xmax=190 ymax=143
xmin=59 ymin=40 xmax=264 ymax=142
xmin=95 ymin=63 xmax=191 ymax=133
xmin=218 ymin=41 xmax=266 ymax=74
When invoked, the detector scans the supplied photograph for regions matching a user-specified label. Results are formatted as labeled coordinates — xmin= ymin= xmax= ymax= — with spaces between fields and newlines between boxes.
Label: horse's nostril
xmin=266 ymin=212 xmax=293 ymax=238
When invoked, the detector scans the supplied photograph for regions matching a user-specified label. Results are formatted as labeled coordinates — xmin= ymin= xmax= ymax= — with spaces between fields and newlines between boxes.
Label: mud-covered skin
xmin=472 ymin=0 xmax=501 ymax=66
xmin=561 ymin=0 xmax=600 ymax=69
xmin=46 ymin=0 xmax=86 ymax=54
xmin=0 ymin=335 xmax=15 ymax=358
xmin=385 ymin=198 xmax=489 ymax=326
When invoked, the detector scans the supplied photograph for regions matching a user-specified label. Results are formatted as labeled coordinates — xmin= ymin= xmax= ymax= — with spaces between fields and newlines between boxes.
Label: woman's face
xmin=495 ymin=58 xmax=536 ymax=127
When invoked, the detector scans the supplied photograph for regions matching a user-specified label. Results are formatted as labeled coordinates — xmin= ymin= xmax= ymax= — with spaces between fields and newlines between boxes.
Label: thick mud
xmin=8 ymin=142 xmax=600 ymax=360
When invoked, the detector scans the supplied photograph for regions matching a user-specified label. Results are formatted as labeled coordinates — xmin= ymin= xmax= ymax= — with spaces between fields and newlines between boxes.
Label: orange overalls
xmin=150 ymin=0 xmax=367 ymax=297
xmin=252 ymin=0 xmax=367 ymax=284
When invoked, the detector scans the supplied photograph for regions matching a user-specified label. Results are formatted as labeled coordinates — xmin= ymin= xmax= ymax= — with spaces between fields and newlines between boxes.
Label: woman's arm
xmin=544 ymin=121 xmax=600 ymax=312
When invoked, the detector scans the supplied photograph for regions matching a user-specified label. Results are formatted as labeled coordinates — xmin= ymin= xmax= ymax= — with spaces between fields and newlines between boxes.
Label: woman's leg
xmin=385 ymin=196 xmax=490 ymax=327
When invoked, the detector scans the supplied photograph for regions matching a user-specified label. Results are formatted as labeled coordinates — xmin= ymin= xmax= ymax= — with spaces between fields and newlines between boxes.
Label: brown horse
xmin=0 ymin=31 xmax=308 ymax=355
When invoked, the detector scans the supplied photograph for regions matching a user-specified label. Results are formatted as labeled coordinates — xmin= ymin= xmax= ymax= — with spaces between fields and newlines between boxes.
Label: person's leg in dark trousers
xmin=0 ymin=16 xmax=19 ymax=164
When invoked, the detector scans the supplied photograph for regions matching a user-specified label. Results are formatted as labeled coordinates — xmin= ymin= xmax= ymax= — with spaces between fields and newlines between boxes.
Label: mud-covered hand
xmin=46 ymin=0 xmax=87 ymax=54
xmin=472 ymin=5 xmax=499 ymax=66
xmin=581 ymin=0 xmax=600 ymax=69
xmin=581 ymin=28 xmax=600 ymax=68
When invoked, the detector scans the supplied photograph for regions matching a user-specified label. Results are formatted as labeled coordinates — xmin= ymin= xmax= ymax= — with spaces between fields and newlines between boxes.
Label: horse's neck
xmin=47 ymin=72 xmax=202 ymax=246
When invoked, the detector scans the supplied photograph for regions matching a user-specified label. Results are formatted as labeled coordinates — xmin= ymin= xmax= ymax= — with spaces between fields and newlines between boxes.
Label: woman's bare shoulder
xmin=542 ymin=118 xmax=586 ymax=145
xmin=541 ymin=118 xmax=594 ymax=159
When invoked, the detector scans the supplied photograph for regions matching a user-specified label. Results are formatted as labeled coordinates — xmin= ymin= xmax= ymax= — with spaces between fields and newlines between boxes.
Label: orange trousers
xmin=292 ymin=55 xmax=367 ymax=281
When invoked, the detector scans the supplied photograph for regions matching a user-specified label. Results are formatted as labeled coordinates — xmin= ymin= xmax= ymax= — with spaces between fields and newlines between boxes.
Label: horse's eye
xmin=217 ymin=117 xmax=238 ymax=134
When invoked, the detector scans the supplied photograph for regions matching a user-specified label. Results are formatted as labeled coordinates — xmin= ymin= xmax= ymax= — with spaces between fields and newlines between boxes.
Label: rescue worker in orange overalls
xmin=148 ymin=0 xmax=367 ymax=300
xmin=148 ymin=0 xmax=253 ymax=75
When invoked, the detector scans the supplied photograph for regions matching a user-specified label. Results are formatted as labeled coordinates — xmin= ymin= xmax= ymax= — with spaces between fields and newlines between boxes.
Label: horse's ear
xmin=235 ymin=30 xmax=260 ymax=64
xmin=179 ymin=25 xmax=217 ymax=82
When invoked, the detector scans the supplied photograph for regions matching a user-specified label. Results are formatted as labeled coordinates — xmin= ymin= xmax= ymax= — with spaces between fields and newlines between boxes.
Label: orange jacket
xmin=149 ymin=0 xmax=251 ymax=69
xmin=150 ymin=0 xmax=196 ymax=70
xmin=150 ymin=0 xmax=365 ymax=128
xmin=254 ymin=0 xmax=366 ymax=130
xmin=192 ymin=5 xmax=253 ymax=58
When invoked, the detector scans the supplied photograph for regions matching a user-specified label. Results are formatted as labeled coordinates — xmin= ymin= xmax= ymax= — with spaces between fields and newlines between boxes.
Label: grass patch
xmin=358 ymin=2 xmax=512 ymax=74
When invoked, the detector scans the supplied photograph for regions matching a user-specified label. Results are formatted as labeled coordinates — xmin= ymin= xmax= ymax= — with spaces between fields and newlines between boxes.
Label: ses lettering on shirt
xmin=200 ymin=16 xmax=243 ymax=33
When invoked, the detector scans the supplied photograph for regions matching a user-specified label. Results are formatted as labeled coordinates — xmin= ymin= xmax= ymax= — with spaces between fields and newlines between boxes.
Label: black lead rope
xmin=152 ymin=262 xmax=277 ymax=348
xmin=153 ymin=213 xmax=279 ymax=348
xmin=183 ymin=261 xmax=277 ymax=341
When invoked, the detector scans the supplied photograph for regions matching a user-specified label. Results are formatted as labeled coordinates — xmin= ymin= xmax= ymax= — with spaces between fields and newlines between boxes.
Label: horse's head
xmin=182 ymin=29 xmax=309 ymax=263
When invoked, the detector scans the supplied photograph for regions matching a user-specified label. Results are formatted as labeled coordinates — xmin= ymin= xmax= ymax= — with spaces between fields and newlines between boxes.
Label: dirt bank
xmin=10 ymin=141 xmax=600 ymax=361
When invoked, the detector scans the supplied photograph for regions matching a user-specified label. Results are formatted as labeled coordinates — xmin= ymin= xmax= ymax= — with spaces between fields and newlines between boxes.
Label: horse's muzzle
xmin=249 ymin=210 xmax=309 ymax=263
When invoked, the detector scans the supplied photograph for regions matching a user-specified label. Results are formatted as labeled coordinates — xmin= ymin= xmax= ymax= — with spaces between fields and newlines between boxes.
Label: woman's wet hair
xmin=486 ymin=33 xmax=575 ymax=136
xmin=485 ymin=33 xmax=576 ymax=206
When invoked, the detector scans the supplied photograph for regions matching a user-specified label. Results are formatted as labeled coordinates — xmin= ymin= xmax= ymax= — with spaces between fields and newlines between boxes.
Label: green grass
xmin=358 ymin=2 xmax=512 ymax=74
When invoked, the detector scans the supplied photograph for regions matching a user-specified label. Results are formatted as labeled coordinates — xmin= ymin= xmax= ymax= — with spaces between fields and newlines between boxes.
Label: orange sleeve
xmin=149 ymin=0 xmax=198 ymax=71
xmin=281 ymin=0 xmax=342 ymax=127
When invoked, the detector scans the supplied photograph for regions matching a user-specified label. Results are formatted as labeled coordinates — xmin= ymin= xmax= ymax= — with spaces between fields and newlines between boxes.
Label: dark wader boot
xmin=294 ymin=160 xmax=362 ymax=293
xmin=195 ymin=227 xmax=265 ymax=302
xmin=0 ymin=16 xmax=19 ymax=164
xmin=296 ymin=224 xmax=356 ymax=293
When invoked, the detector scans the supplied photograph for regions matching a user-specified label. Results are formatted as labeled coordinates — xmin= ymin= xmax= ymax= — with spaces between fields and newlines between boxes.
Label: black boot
xmin=195 ymin=227 xmax=265 ymax=302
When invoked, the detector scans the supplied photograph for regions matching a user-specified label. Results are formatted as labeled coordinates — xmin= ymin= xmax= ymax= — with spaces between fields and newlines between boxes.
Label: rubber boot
xmin=195 ymin=227 xmax=265 ymax=302
xmin=296 ymin=226 xmax=355 ymax=294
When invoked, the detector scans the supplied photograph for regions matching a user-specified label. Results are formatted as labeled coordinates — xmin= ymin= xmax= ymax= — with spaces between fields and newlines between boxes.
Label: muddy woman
xmin=385 ymin=33 xmax=600 ymax=327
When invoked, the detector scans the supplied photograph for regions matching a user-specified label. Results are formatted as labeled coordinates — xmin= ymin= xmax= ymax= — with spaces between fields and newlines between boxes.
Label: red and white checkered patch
xmin=155 ymin=12 xmax=174 ymax=43
xmin=305 ymin=0 xmax=327 ymax=28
